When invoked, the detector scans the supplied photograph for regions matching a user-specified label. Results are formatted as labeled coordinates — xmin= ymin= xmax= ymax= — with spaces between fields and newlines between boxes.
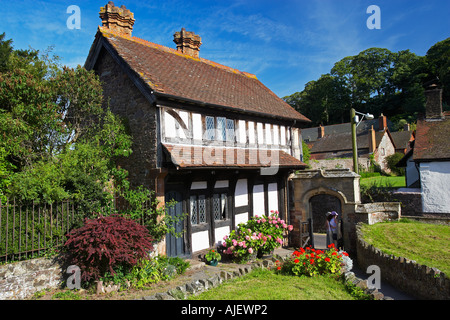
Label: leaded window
xmin=226 ymin=119 xmax=235 ymax=142
xmin=217 ymin=117 xmax=226 ymax=141
xmin=206 ymin=116 xmax=215 ymax=140
xmin=190 ymin=194 xmax=207 ymax=225
xmin=213 ymin=193 xmax=227 ymax=221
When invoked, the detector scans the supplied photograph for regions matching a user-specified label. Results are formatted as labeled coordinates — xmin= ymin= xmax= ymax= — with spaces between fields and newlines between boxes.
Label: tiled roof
xmin=310 ymin=131 xmax=385 ymax=153
xmin=93 ymin=27 xmax=310 ymax=123
xmin=162 ymin=144 xmax=307 ymax=169
xmin=413 ymin=112 xmax=450 ymax=162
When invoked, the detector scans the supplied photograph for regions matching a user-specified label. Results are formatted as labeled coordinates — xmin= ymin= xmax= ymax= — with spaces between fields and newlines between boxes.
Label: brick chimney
xmin=173 ymin=28 xmax=202 ymax=58
xmin=318 ymin=125 xmax=325 ymax=139
xmin=99 ymin=2 xmax=135 ymax=37
xmin=424 ymin=84 xmax=443 ymax=120
xmin=378 ymin=113 xmax=387 ymax=130
xmin=368 ymin=125 xmax=376 ymax=153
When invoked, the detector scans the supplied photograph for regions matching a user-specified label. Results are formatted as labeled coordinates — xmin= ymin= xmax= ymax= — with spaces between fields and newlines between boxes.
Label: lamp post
xmin=350 ymin=108 xmax=374 ymax=174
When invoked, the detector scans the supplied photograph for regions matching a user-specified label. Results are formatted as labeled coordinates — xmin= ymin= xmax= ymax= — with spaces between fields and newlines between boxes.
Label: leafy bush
xmin=386 ymin=152 xmax=406 ymax=176
xmin=222 ymin=210 xmax=293 ymax=262
xmin=101 ymin=255 xmax=190 ymax=289
xmin=277 ymin=244 xmax=350 ymax=277
xmin=64 ymin=214 xmax=153 ymax=283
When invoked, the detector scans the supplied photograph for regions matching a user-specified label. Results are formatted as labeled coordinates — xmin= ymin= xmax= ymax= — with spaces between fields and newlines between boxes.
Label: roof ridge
xmin=98 ymin=26 xmax=258 ymax=80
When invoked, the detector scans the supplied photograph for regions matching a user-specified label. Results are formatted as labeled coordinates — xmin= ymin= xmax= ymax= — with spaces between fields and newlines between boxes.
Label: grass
xmin=360 ymin=175 xmax=406 ymax=188
xmin=360 ymin=219 xmax=450 ymax=275
xmin=189 ymin=268 xmax=363 ymax=300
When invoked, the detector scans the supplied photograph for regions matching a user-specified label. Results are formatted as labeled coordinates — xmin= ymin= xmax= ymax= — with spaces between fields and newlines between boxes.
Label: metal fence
xmin=0 ymin=195 xmax=155 ymax=262
xmin=0 ymin=199 xmax=77 ymax=262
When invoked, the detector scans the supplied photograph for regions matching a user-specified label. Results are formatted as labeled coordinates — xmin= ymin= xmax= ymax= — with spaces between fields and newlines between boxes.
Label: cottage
xmin=84 ymin=2 xmax=310 ymax=256
xmin=306 ymin=115 xmax=397 ymax=172
xmin=397 ymin=85 xmax=450 ymax=214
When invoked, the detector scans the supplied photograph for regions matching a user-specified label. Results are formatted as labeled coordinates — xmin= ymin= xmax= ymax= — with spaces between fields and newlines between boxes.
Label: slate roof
xmin=310 ymin=130 xmax=386 ymax=154
xmin=87 ymin=27 xmax=310 ymax=123
xmin=162 ymin=144 xmax=307 ymax=169
xmin=301 ymin=119 xmax=394 ymax=143
xmin=413 ymin=112 xmax=450 ymax=162
xmin=390 ymin=130 xmax=414 ymax=151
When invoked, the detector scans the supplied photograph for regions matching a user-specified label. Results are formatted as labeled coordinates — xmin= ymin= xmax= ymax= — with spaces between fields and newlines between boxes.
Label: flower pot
xmin=208 ymin=259 xmax=219 ymax=266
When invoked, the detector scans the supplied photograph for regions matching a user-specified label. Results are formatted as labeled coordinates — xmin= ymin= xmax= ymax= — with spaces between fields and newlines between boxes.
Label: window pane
xmin=198 ymin=195 xmax=206 ymax=223
xmin=221 ymin=193 xmax=227 ymax=220
xmin=226 ymin=119 xmax=235 ymax=142
xmin=190 ymin=195 xmax=198 ymax=225
xmin=213 ymin=194 xmax=221 ymax=221
xmin=206 ymin=116 xmax=215 ymax=140
xmin=217 ymin=117 xmax=226 ymax=141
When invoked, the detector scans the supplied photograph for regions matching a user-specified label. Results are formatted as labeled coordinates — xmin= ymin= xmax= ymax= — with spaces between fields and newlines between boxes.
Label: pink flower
xmin=248 ymin=248 xmax=253 ymax=254
xmin=261 ymin=218 xmax=266 ymax=223
xmin=288 ymin=225 xmax=293 ymax=231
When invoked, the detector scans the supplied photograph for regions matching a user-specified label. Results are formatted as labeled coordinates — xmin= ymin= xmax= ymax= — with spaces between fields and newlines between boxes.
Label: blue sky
xmin=2 ymin=0 xmax=449 ymax=98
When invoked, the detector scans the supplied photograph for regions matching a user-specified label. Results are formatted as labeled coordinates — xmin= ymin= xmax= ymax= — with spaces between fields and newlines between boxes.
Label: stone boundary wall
xmin=309 ymin=158 xmax=370 ymax=171
xmin=356 ymin=223 xmax=450 ymax=300
xmin=0 ymin=257 xmax=63 ymax=300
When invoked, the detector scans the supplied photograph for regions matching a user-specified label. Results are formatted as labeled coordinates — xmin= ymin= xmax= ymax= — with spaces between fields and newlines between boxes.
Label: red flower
xmin=328 ymin=243 xmax=335 ymax=248
xmin=310 ymin=259 xmax=315 ymax=264
xmin=277 ymin=266 xmax=281 ymax=270
xmin=325 ymin=257 xmax=330 ymax=262
xmin=342 ymin=252 xmax=349 ymax=256
xmin=294 ymin=259 xmax=299 ymax=264
xmin=332 ymin=252 xmax=337 ymax=256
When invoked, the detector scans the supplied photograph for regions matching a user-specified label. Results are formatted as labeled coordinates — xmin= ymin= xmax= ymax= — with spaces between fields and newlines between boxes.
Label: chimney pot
xmin=99 ymin=2 xmax=135 ymax=37
xmin=173 ymin=28 xmax=202 ymax=58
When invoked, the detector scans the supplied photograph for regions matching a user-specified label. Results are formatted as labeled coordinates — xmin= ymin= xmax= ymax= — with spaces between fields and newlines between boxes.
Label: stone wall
xmin=94 ymin=47 xmax=159 ymax=190
xmin=309 ymin=158 xmax=370 ymax=171
xmin=0 ymin=257 xmax=63 ymax=300
xmin=356 ymin=224 xmax=450 ymax=300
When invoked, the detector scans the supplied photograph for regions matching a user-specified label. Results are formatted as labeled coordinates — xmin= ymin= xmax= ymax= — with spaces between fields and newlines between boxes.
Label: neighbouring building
xmin=303 ymin=114 xmax=414 ymax=173
xmin=305 ymin=115 xmax=397 ymax=172
xmin=84 ymin=2 xmax=310 ymax=257
xmin=397 ymin=84 xmax=450 ymax=214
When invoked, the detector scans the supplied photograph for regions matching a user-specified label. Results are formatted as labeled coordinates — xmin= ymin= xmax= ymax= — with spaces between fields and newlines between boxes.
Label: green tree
xmin=425 ymin=37 xmax=450 ymax=108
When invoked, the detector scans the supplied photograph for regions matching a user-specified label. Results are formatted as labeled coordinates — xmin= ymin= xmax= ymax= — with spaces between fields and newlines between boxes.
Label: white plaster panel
xmin=234 ymin=179 xmax=248 ymax=207
xmin=267 ymin=182 xmax=278 ymax=213
xmin=235 ymin=213 xmax=248 ymax=227
xmin=214 ymin=226 xmax=230 ymax=246
xmin=191 ymin=230 xmax=210 ymax=252
xmin=191 ymin=181 xmax=207 ymax=190
xmin=192 ymin=113 xmax=202 ymax=141
xmin=252 ymin=184 xmax=265 ymax=216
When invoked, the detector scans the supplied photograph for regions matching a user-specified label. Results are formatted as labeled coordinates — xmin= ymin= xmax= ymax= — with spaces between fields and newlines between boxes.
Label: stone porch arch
xmin=289 ymin=169 xmax=361 ymax=252
xmin=289 ymin=169 xmax=401 ymax=253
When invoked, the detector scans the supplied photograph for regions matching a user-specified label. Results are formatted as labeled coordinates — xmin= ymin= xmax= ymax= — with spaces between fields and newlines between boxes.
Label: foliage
xmin=64 ymin=214 xmax=153 ymax=283
xmin=222 ymin=210 xmax=293 ymax=262
xmin=100 ymin=255 xmax=190 ymax=289
xmin=205 ymin=249 xmax=221 ymax=262
xmin=301 ymin=140 xmax=310 ymax=166
xmin=117 ymin=185 xmax=186 ymax=243
xmin=385 ymin=152 xmax=406 ymax=176
xmin=283 ymin=38 xmax=450 ymax=127
xmin=277 ymin=244 xmax=349 ymax=277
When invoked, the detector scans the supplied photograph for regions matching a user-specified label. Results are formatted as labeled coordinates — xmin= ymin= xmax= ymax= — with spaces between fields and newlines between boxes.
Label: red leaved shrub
xmin=64 ymin=214 xmax=153 ymax=283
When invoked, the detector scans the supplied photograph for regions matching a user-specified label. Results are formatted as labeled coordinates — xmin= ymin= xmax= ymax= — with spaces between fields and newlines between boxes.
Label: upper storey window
xmin=205 ymin=116 xmax=235 ymax=142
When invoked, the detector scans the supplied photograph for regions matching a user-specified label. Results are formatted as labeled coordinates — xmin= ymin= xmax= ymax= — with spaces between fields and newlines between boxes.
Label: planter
xmin=207 ymin=259 xmax=219 ymax=266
